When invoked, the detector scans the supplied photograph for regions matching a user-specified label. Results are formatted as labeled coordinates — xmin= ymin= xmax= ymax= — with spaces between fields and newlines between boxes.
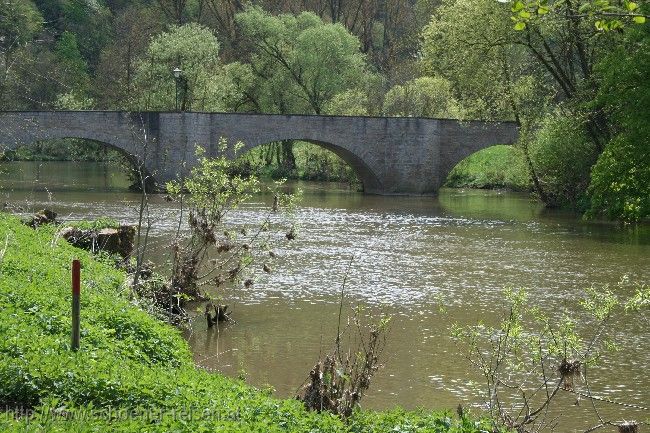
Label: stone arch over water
xmin=236 ymin=138 xmax=383 ymax=193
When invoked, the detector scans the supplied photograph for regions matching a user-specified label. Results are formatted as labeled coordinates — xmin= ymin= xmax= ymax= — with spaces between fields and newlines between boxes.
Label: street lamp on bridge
xmin=173 ymin=67 xmax=182 ymax=111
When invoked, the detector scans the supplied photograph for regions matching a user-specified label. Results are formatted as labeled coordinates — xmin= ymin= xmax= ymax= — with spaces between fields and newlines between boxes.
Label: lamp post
xmin=173 ymin=67 xmax=182 ymax=111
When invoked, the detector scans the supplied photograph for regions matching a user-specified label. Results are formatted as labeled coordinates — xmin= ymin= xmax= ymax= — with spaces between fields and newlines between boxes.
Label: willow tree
xmin=382 ymin=76 xmax=462 ymax=118
xmin=235 ymin=7 xmax=369 ymax=169
xmin=131 ymin=23 xmax=236 ymax=111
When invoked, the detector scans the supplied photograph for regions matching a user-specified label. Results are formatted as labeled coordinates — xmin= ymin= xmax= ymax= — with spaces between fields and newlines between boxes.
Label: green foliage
xmin=53 ymin=31 xmax=93 ymax=106
xmin=235 ymin=7 xmax=369 ymax=115
xmin=66 ymin=218 xmax=120 ymax=230
xmin=132 ymin=23 xmax=226 ymax=111
xmin=167 ymin=144 xmax=260 ymax=219
xmin=421 ymin=0 xmax=541 ymax=121
xmin=232 ymin=7 xmax=371 ymax=169
xmin=236 ymin=141 xmax=361 ymax=185
xmin=164 ymin=142 xmax=300 ymax=303
xmin=60 ymin=0 xmax=112 ymax=66
xmin=0 ymin=0 xmax=42 ymax=53
xmin=625 ymin=281 xmax=650 ymax=311
xmin=445 ymin=145 xmax=531 ymax=191
xmin=325 ymin=75 xmax=384 ymax=117
xmin=0 ymin=0 xmax=43 ymax=108
xmin=587 ymin=27 xmax=650 ymax=222
xmin=55 ymin=31 xmax=88 ymax=76
xmin=529 ymin=108 xmax=599 ymax=209
xmin=326 ymin=89 xmax=371 ymax=116
xmin=383 ymin=76 xmax=462 ymax=118
xmin=54 ymin=92 xmax=94 ymax=110
xmin=0 ymin=139 xmax=126 ymax=163
xmin=0 ymin=214 xmax=488 ymax=432
xmin=506 ymin=0 xmax=648 ymax=31
xmin=452 ymin=280 xmax=647 ymax=432
xmin=0 ymin=214 xmax=190 ymax=409
xmin=587 ymin=134 xmax=650 ymax=222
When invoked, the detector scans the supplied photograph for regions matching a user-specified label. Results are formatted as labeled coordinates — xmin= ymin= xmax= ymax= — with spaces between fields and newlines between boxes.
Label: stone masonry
xmin=0 ymin=111 xmax=519 ymax=195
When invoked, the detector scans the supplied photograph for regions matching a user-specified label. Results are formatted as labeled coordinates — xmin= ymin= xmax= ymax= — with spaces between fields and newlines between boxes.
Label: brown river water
xmin=2 ymin=161 xmax=649 ymax=432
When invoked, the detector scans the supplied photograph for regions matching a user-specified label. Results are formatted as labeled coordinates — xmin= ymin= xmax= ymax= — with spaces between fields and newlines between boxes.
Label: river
xmin=2 ymin=161 xmax=649 ymax=432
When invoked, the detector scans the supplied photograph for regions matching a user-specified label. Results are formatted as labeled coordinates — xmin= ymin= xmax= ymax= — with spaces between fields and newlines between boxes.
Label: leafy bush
xmin=587 ymin=135 xmax=650 ymax=222
xmin=586 ymin=27 xmax=650 ymax=222
xmin=528 ymin=108 xmax=598 ymax=209
xmin=65 ymin=218 xmax=120 ymax=230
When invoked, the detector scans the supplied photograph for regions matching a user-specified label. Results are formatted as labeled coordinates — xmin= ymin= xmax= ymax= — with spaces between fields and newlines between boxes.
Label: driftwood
xmin=205 ymin=302 xmax=234 ymax=327
xmin=618 ymin=422 xmax=639 ymax=433
xmin=25 ymin=209 xmax=57 ymax=228
xmin=60 ymin=225 xmax=135 ymax=259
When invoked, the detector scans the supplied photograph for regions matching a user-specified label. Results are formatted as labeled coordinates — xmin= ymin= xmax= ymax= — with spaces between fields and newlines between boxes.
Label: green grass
xmin=64 ymin=218 xmax=120 ymax=230
xmin=444 ymin=145 xmax=531 ymax=191
xmin=0 ymin=214 xmax=497 ymax=432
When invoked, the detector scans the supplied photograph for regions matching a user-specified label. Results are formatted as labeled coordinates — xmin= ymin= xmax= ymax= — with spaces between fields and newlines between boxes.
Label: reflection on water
xmin=0 ymin=160 xmax=131 ymax=192
xmin=2 ymin=161 xmax=649 ymax=431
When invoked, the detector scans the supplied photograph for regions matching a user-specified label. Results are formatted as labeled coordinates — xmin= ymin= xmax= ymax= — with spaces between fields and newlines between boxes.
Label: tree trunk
xmin=281 ymin=139 xmax=296 ymax=170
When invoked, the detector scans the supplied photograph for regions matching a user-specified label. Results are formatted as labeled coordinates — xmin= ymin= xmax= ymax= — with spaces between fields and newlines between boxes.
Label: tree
xmin=420 ymin=0 xmax=649 ymax=212
xmin=236 ymin=7 xmax=368 ymax=115
xmin=131 ymin=23 xmax=227 ymax=111
xmin=453 ymin=281 xmax=649 ymax=433
xmin=421 ymin=0 xmax=552 ymax=201
xmin=94 ymin=6 xmax=164 ymax=109
xmin=586 ymin=27 xmax=650 ymax=222
xmin=235 ymin=7 xmax=369 ymax=169
xmin=54 ymin=31 xmax=93 ymax=108
xmin=154 ymin=0 xmax=208 ymax=25
xmin=528 ymin=106 xmax=598 ymax=208
xmin=203 ymin=0 xmax=245 ymax=60
xmin=161 ymin=142 xmax=299 ymax=322
xmin=0 ymin=0 xmax=43 ymax=109
xmin=35 ymin=0 xmax=113 ymax=69
xmin=421 ymin=0 xmax=543 ymax=121
xmin=382 ymin=76 xmax=462 ymax=118
xmin=505 ymin=0 xmax=648 ymax=32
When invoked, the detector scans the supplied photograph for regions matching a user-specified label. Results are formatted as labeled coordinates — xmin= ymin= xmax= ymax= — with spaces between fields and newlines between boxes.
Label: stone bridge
xmin=0 ymin=111 xmax=518 ymax=195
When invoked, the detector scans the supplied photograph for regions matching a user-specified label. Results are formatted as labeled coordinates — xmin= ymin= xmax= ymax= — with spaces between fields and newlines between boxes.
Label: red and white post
xmin=71 ymin=259 xmax=80 ymax=351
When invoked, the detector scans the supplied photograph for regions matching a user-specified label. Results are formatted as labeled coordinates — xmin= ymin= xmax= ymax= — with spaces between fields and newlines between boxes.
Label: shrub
xmin=528 ymin=108 xmax=599 ymax=210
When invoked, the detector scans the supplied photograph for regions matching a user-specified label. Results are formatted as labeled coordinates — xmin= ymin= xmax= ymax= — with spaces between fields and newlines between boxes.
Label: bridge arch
xmin=236 ymin=138 xmax=383 ymax=193
xmin=6 ymin=135 xmax=142 ymax=168
xmin=1 ymin=135 xmax=153 ymax=189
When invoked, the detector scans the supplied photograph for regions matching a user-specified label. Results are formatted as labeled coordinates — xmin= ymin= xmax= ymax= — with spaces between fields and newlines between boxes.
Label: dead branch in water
xmin=297 ymin=259 xmax=390 ymax=418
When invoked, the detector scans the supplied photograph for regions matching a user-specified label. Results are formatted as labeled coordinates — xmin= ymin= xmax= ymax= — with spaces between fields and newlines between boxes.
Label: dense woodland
xmin=0 ymin=0 xmax=648 ymax=221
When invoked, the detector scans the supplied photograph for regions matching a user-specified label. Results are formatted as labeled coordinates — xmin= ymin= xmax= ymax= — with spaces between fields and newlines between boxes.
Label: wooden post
xmin=71 ymin=259 xmax=80 ymax=351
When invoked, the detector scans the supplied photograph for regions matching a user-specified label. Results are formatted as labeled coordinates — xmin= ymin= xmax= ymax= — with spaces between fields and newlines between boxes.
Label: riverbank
xmin=0 ymin=214 xmax=493 ymax=432
xmin=444 ymin=145 xmax=531 ymax=191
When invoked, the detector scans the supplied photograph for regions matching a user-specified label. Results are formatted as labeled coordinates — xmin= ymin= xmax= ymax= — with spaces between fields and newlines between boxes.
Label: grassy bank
xmin=444 ymin=145 xmax=531 ymax=191
xmin=0 ymin=214 xmax=493 ymax=432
